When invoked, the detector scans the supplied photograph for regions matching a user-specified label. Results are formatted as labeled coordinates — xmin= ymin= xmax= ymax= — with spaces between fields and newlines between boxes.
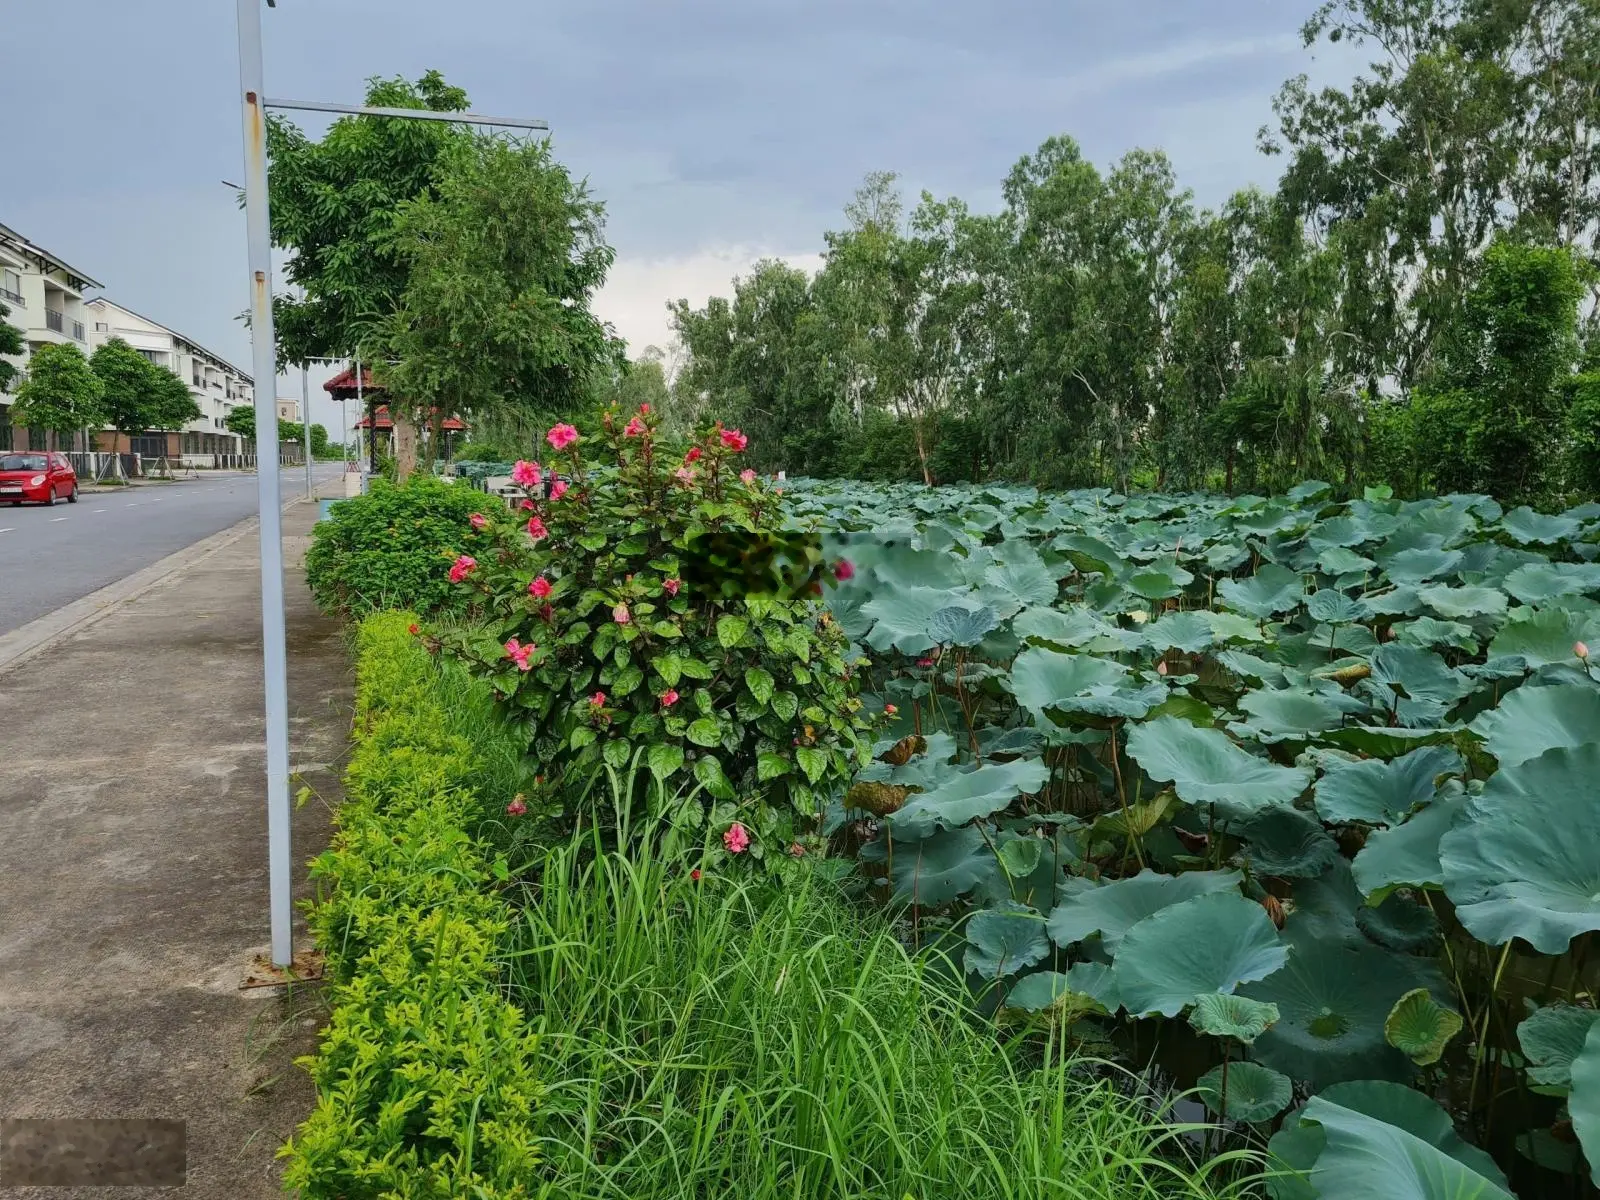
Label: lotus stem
xmin=1468 ymin=940 xmax=1515 ymax=1120
xmin=1106 ymin=721 xmax=1144 ymax=871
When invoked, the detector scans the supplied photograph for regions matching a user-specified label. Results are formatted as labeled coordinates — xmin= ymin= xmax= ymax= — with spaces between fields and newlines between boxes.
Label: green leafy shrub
xmin=282 ymin=612 xmax=543 ymax=1197
xmin=439 ymin=408 xmax=875 ymax=858
xmin=305 ymin=477 xmax=489 ymax=619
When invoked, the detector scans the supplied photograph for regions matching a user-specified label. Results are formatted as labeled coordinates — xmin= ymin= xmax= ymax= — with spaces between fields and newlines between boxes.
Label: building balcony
xmin=44 ymin=309 xmax=86 ymax=342
xmin=0 ymin=287 xmax=22 ymax=307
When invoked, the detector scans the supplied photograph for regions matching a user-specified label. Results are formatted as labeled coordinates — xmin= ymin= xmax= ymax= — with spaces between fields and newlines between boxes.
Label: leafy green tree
xmin=378 ymin=132 xmax=622 ymax=472
xmin=0 ymin=301 xmax=24 ymax=396
xmin=11 ymin=342 xmax=104 ymax=444
xmin=148 ymin=369 xmax=199 ymax=433
xmin=224 ymin=405 xmax=255 ymax=442
xmin=93 ymin=338 xmax=183 ymax=451
xmin=310 ymin=423 xmax=330 ymax=457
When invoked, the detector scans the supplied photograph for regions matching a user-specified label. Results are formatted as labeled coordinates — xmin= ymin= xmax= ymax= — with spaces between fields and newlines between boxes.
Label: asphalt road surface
xmin=0 ymin=464 xmax=344 ymax=635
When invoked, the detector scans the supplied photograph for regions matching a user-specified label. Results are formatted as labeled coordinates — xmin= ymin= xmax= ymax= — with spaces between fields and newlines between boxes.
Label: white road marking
xmin=92 ymin=508 xmax=106 ymax=513
xmin=50 ymin=516 xmax=69 ymax=522
xmin=126 ymin=503 xmax=139 ymax=507
xmin=0 ymin=528 xmax=12 ymax=534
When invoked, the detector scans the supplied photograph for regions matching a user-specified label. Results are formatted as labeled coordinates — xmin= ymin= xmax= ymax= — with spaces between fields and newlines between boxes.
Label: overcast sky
xmin=4 ymin=1 xmax=1362 ymax=440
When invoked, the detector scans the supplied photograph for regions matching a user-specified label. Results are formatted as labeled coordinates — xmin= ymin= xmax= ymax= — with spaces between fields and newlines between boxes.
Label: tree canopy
xmin=0 ymin=302 xmax=24 ymax=396
xmin=11 ymin=342 xmax=104 ymax=439
xmin=91 ymin=339 xmax=198 ymax=442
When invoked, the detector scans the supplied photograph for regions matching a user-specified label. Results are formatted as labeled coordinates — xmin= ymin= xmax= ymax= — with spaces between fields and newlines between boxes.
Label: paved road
xmin=0 ymin=464 xmax=344 ymax=634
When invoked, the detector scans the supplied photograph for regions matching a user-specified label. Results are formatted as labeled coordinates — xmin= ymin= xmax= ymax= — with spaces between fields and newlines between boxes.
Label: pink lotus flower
xmin=589 ymin=691 xmax=607 ymax=707
xmin=675 ymin=466 xmax=696 ymax=484
xmin=623 ymin=416 xmax=647 ymax=438
xmin=1577 ymin=641 xmax=1591 ymax=660
xmin=833 ymin=559 xmax=855 ymax=582
xmin=511 ymin=460 xmax=542 ymax=489
xmin=546 ymin=423 xmax=579 ymax=451
xmin=1156 ymin=661 xmax=1169 ymax=676
xmin=789 ymin=842 xmax=806 ymax=857
xmin=740 ymin=468 xmax=756 ymax=485
xmin=663 ymin=578 xmax=680 ymax=597
xmin=684 ymin=446 xmax=703 ymax=464
xmin=917 ymin=657 xmax=935 ymax=668
xmin=720 ymin=428 xmax=748 ymax=452
xmin=529 ymin=576 xmax=552 ymax=599
xmin=613 ymin=603 xmax=631 ymax=625
xmin=504 ymin=637 xmax=536 ymax=672
xmin=469 ymin=512 xmax=488 ymax=530
xmin=506 ymin=797 xmax=528 ymax=817
xmin=526 ymin=516 xmax=548 ymax=540
xmin=550 ymin=479 xmax=569 ymax=500
xmin=724 ymin=822 xmax=750 ymax=854
xmin=660 ymin=688 xmax=679 ymax=708
xmin=448 ymin=555 xmax=477 ymax=583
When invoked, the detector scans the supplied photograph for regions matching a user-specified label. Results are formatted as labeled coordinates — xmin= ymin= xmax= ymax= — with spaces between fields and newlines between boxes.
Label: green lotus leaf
xmin=1206 ymin=610 xmax=1268 ymax=643
xmin=1009 ymin=647 xmax=1127 ymax=714
xmin=1440 ymin=744 xmax=1600 ymax=954
xmin=982 ymin=547 xmax=1060 ymax=615
xmin=1220 ymin=564 xmax=1306 ymax=619
xmin=1189 ymin=992 xmax=1281 ymax=1044
xmin=1113 ymin=891 xmax=1289 ymax=1018
xmin=1126 ymin=716 xmax=1312 ymax=820
xmin=1363 ymin=585 xmax=1425 ymax=617
xmin=1047 ymin=868 xmax=1243 ymax=952
xmin=964 ymin=901 xmax=1051 ymax=979
xmin=1384 ymin=548 xmax=1464 ymax=586
xmin=1352 ymin=787 xmax=1469 ymax=902
xmin=886 ymin=824 xmax=997 ymax=905
xmin=1233 ymin=806 xmax=1341 ymax=879
xmin=1501 ymin=506 xmax=1582 ymax=545
xmin=1384 ymin=988 xmax=1464 ymax=1065
xmin=1314 ymin=745 xmax=1464 ymax=826
xmin=1414 ymin=584 xmax=1508 ymax=620
xmin=928 ymin=603 xmax=1000 ymax=648
xmin=855 ymin=731 xmax=960 ymax=789
xmin=1503 ymin=561 xmax=1600 ymax=604
xmin=1231 ymin=687 xmax=1368 ymax=745
xmin=887 ymin=757 xmax=1050 ymax=839
xmin=1574 ymin=1023 xmax=1600 ymax=1177
xmin=1012 ymin=605 xmax=1129 ymax=651
xmin=1292 ymin=480 xmax=1335 ymax=503
xmin=1197 ymin=1061 xmax=1293 ymax=1123
xmin=1516 ymin=1004 xmax=1600 ymax=1089
xmin=1468 ymin=684 xmax=1600 ymax=769
xmin=1364 ymin=644 xmax=1475 ymax=726
xmin=1143 ymin=609 xmax=1216 ymax=653
xmin=1052 ymin=532 xmax=1124 ymax=577
xmin=1307 ymin=590 xmax=1370 ymax=625
xmin=1217 ymin=650 xmax=1295 ymax=687
xmin=1487 ymin=604 xmax=1600 ymax=668
xmin=863 ymin=586 xmax=981 ymax=655
xmin=1126 ymin=559 xmax=1195 ymax=601
xmin=1356 ymin=892 xmax=1442 ymax=954
xmin=869 ymin=544 xmax=971 ymax=591
xmin=1317 ymin=546 xmax=1376 ymax=577
xmin=1288 ymin=859 xmax=1364 ymax=945
xmin=1300 ymin=1097 xmax=1514 ymax=1200
xmin=1244 ymin=930 xmax=1445 ymax=1089
xmin=1006 ymin=962 xmax=1122 ymax=1016
xmin=1267 ymin=1080 xmax=1508 ymax=1200
xmin=1395 ymin=617 xmax=1479 ymax=653
xmin=1321 ymin=726 xmax=1458 ymax=758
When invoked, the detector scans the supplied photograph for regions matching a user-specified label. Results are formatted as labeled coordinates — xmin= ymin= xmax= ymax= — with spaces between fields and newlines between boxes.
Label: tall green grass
xmin=504 ymin=829 xmax=1256 ymax=1200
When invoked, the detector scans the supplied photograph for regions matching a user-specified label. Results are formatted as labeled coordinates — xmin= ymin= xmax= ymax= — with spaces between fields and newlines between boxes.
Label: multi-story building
xmin=84 ymin=298 xmax=251 ymax=462
xmin=276 ymin=397 xmax=300 ymax=423
xmin=1 ymin=221 xmax=102 ymax=451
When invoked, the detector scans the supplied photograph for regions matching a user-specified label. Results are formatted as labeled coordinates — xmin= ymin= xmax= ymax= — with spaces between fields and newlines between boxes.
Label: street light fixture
xmin=234 ymin=0 xmax=548 ymax=968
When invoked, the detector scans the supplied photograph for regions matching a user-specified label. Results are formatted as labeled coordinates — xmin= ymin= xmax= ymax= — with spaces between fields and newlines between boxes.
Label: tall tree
xmin=93 ymin=339 xmax=181 ymax=452
xmin=11 ymin=343 xmax=104 ymax=445
xmin=377 ymin=132 xmax=622 ymax=470
xmin=0 ymin=301 xmax=24 ymax=396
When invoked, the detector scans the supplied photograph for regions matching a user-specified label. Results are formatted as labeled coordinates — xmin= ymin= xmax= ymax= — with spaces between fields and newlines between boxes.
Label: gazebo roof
xmin=323 ymin=365 xmax=380 ymax=397
xmin=355 ymin=404 xmax=467 ymax=431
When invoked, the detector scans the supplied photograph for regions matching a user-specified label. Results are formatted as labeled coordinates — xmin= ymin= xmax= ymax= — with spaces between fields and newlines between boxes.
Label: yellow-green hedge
xmin=280 ymin=612 xmax=541 ymax=1198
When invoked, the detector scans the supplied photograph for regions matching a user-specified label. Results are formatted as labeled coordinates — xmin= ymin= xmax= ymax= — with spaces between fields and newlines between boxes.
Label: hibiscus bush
xmin=436 ymin=407 xmax=875 ymax=861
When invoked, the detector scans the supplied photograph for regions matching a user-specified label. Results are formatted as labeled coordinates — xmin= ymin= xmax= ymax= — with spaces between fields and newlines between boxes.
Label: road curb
xmin=0 ymin=495 xmax=314 ymax=677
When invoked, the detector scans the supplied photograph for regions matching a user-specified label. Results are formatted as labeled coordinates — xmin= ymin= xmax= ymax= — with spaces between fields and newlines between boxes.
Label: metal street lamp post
xmin=234 ymin=0 xmax=548 ymax=968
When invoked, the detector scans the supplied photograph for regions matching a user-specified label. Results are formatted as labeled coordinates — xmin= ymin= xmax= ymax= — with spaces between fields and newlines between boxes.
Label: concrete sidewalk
xmin=0 ymin=487 xmax=349 ymax=1196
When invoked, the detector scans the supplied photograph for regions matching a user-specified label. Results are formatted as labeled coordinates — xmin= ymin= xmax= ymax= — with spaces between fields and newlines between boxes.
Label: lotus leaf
xmin=1501 ymin=506 xmax=1581 ymax=545
xmin=1126 ymin=559 xmax=1195 ymax=600
xmin=1232 ymin=687 xmax=1367 ymax=744
xmin=1112 ymin=891 xmax=1289 ymax=1018
xmin=1300 ymin=1098 xmax=1514 ymax=1200
xmin=1516 ymin=1004 xmax=1600 ymax=1089
xmin=863 ymin=586 xmax=980 ymax=654
xmin=1364 ymin=644 xmax=1475 ymax=726
xmin=1567 ymin=1023 xmax=1600 ymax=1175
xmin=1002 ymin=971 xmax=1102 ymax=1020
xmin=1467 ymin=683 xmax=1600 ymax=768
xmin=1244 ymin=931 xmax=1445 ymax=1088
xmin=1233 ymin=806 xmax=1341 ymax=879
xmin=1126 ymin=716 xmax=1312 ymax=820
xmin=1321 ymin=726 xmax=1458 ymax=757
xmin=1503 ymin=561 xmax=1600 ymax=604
xmin=1364 ymin=585 xmax=1425 ymax=617
xmin=1008 ymin=648 xmax=1127 ymax=714
xmin=1218 ymin=650 xmax=1295 ymax=687
xmin=927 ymin=604 xmax=1000 ymax=647
xmin=1220 ymin=564 xmax=1306 ymax=619
xmin=1052 ymin=533 xmax=1124 ymax=577
xmin=1267 ymin=1080 xmax=1508 ymax=1200
xmin=1384 ymin=988 xmax=1463 ymax=1065
xmin=964 ymin=901 xmax=1050 ymax=979
xmin=869 ymin=545 xmax=971 ymax=592
xmin=1314 ymin=745 xmax=1464 ymax=826
xmin=1307 ymin=590 xmax=1370 ymax=625
xmin=1012 ymin=605 xmax=1128 ymax=650
xmin=1189 ymin=992 xmax=1281 ymax=1043
xmin=1396 ymin=617 xmax=1479 ymax=652
xmin=982 ymin=549 xmax=1060 ymax=615
xmin=1351 ymin=788 xmax=1469 ymax=901
xmin=1206 ymin=610 xmax=1268 ymax=643
xmin=1414 ymin=584 xmax=1508 ymax=620
xmin=1046 ymin=867 xmax=1242 ymax=952
xmin=1197 ymin=1061 xmax=1293 ymax=1123
xmin=1144 ymin=609 xmax=1217 ymax=653
xmin=887 ymin=825 xmax=997 ymax=905
xmin=1439 ymin=744 xmax=1600 ymax=954
xmin=1356 ymin=892 xmax=1442 ymax=954
xmin=1487 ymin=604 xmax=1600 ymax=667
xmin=1385 ymin=548 xmax=1465 ymax=586
xmin=888 ymin=757 xmax=1050 ymax=840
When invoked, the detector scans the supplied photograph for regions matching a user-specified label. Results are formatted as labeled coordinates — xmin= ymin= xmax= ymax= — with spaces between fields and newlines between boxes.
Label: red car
xmin=0 ymin=451 xmax=79 ymax=506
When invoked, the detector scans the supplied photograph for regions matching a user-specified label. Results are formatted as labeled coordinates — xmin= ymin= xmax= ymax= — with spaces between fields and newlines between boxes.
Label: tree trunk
xmin=394 ymin=408 xmax=419 ymax=482
xmin=1225 ymin=443 xmax=1236 ymax=494
xmin=913 ymin=418 xmax=933 ymax=486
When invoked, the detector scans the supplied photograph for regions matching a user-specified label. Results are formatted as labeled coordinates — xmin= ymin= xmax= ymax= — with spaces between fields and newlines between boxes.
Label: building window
xmin=94 ymin=321 xmax=109 ymax=332
xmin=1 ymin=270 xmax=21 ymax=306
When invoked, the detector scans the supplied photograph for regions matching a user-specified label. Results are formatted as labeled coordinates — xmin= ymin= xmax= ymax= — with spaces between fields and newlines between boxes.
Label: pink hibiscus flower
xmin=526 ymin=516 xmax=548 ymax=540
xmin=740 ymin=468 xmax=756 ymax=485
xmin=469 ymin=512 xmax=488 ymax=530
xmin=684 ymin=446 xmax=703 ymax=464
xmin=506 ymin=797 xmax=528 ymax=817
xmin=549 ymin=479 xmax=569 ymax=500
xmin=448 ymin=555 xmax=477 ymax=583
xmin=623 ymin=416 xmax=647 ymax=438
xmin=511 ymin=460 xmax=542 ymax=489
xmin=724 ymin=822 xmax=750 ymax=854
xmin=589 ymin=691 xmax=607 ymax=707
xmin=720 ymin=428 xmax=748 ymax=452
xmin=675 ymin=466 xmax=696 ymax=484
xmin=613 ymin=603 xmax=631 ymax=625
xmin=663 ymin=578 xmax=680 ymax=597
xmin=546 ymin=423 xmax=579 ymax=451
xmin=660 ymin=688 xmax=680 ymax=708
xmin=529 ymin=576 xmax=552 ymax=599
xmin=503 ymin=638 xmax=536 ymax=671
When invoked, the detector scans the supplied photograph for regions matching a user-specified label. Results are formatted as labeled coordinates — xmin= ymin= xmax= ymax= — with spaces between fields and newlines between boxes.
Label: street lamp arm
xmin=262 ymin=97 xmax=549 ymax=130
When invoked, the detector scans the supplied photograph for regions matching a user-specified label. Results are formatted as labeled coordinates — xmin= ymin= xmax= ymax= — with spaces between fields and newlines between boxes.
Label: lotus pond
xmin=787 ymin=478 xmax=1600 ymax=1199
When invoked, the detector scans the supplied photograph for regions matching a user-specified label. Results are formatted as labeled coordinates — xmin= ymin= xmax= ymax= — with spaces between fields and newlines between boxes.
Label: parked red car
xmin=0 ymin=451 xmax=78 ymax=506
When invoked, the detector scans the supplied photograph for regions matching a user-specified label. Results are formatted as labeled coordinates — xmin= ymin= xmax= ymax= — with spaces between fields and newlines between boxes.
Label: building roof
xmin=84 ymin=297 xmax=253 ymax=383
xmin=323 ymin=365 xmax=380 ymax=395
xmin=356 ymin=404 xmax=467 ymax=431
xmin=0 ymin=220 xmax=104 ymax=289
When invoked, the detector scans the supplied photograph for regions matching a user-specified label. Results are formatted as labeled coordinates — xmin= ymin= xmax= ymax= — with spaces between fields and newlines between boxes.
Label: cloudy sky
xmin=5 ymin=0 xmax=1363 ymax=438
